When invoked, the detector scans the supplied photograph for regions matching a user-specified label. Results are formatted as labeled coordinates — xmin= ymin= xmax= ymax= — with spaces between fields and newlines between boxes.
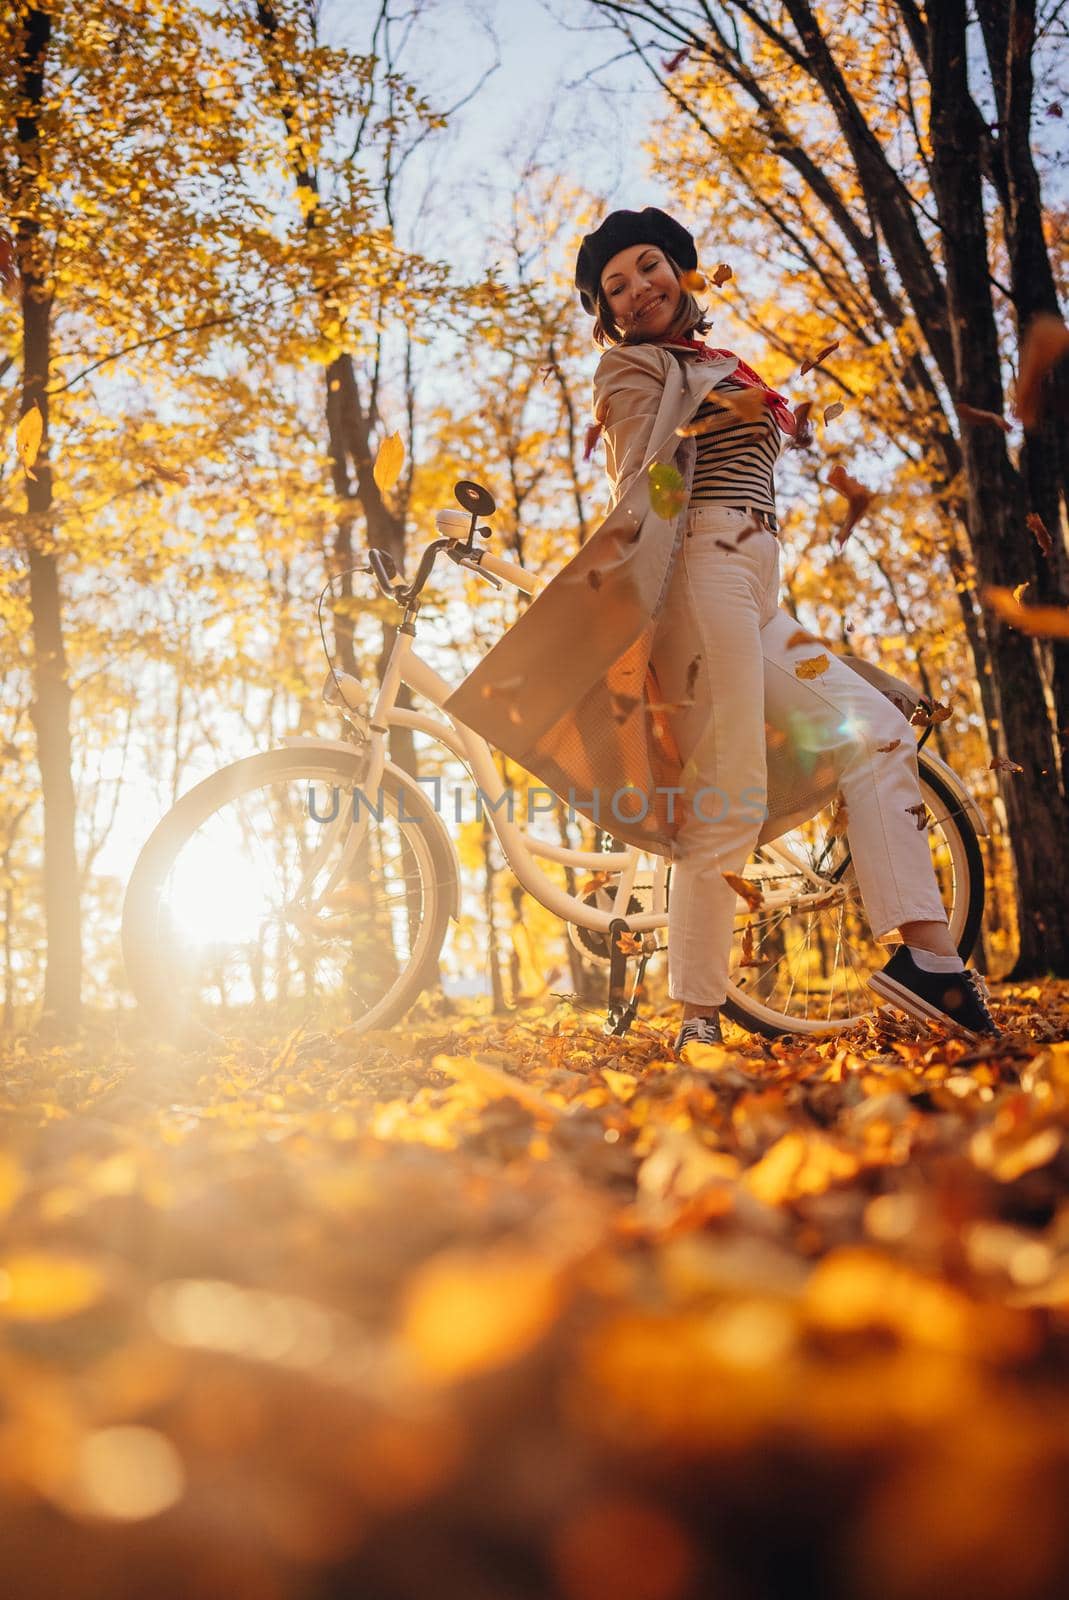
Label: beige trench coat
xmin=442 ymin=340 xmax=916 ymax=856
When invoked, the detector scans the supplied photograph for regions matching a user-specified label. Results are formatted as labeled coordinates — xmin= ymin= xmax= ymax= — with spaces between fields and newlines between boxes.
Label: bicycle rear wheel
xmin=122 ymin=748 xmax=457 ymax=1043
xmin=721 ymin=754 xmax=985 ymax=1038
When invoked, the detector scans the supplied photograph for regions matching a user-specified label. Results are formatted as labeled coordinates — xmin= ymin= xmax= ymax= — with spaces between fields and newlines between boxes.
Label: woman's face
xmin=600 ymin=244 xmax=683 ymax=340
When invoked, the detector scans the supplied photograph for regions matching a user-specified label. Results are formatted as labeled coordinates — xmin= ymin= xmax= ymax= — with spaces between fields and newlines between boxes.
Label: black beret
xmin=574 ymin=207 xmax=697 ymax=315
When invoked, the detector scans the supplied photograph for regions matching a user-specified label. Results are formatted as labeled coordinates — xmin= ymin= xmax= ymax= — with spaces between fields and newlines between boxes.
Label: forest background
xmin=2 ymin=0 xmax=1068 ymax=1032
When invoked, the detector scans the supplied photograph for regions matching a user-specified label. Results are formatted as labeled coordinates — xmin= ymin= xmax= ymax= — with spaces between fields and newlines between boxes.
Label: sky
xmin=323 ymin=0 xmax=664 ymax=272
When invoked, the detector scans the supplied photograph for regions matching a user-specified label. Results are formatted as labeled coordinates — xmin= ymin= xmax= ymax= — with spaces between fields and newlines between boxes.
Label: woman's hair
xmin=592 ymin=251 xmax=712 ymax=349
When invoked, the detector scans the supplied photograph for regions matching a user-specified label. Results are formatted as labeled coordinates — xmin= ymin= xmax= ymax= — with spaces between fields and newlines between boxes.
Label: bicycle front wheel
xmin=721 ymin=754 xmax=985 ymax=1038
xmin=122 ymin=748 xmax=457 ymax=1043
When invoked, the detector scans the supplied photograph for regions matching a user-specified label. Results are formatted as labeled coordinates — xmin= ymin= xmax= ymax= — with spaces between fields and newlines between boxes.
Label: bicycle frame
xmin=294 ymin=581 xmax=860 ymax=949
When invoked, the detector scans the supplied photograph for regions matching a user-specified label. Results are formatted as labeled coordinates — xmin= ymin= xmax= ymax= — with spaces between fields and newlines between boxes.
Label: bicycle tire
xmin=721 ymin=754 xmax=986 ymax=1039
xmin=122 ymin=747 xmax=457 ymax=1042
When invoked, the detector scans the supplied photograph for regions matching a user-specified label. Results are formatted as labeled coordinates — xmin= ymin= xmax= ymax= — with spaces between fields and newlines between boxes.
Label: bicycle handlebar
xmin=366 ymin=530 xmax=542 ymax=609
xmin=469 ymin=548 xmax=540 ymax=596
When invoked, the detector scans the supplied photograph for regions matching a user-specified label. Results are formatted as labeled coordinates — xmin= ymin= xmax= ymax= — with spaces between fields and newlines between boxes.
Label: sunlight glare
xmin=166 ymin=822 xmax=275 ymax=945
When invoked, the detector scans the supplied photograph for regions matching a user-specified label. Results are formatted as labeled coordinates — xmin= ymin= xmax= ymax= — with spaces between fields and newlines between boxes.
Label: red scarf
xmin=665 ymin=335 xmax=797 ymax=436
xmin=582 ymin=335 xmax=797 ymax=460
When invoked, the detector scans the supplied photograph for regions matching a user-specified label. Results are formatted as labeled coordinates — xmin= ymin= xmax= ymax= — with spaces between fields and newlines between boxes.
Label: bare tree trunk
xmin=975 ymin=0 xmax=1069 ymax=749
xmin=928 ymin=0 xmax=1069 ymax=973
xmin=15 ymin=7 xmax=81 ymax=1031
xmin=1 ymin=808 xmax=29 ymax=1031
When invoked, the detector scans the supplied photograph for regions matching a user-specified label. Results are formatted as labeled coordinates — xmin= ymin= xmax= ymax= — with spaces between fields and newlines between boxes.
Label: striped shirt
xmin=687 ymin=376 xmax=785 ymax=512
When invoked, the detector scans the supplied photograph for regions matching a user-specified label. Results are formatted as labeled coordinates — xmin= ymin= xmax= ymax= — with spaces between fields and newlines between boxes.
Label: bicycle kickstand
xmin=603 ymin=916 xmax=652 ymax=1038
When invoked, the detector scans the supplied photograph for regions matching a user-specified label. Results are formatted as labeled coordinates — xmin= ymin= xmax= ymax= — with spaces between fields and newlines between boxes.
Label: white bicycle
xmin=122 ymin=479 xmax=987 ymax=1043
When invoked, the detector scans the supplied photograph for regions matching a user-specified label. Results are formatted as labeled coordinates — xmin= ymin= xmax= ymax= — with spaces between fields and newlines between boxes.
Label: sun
xmin=164 ymin=819 xmax=277 ymax=947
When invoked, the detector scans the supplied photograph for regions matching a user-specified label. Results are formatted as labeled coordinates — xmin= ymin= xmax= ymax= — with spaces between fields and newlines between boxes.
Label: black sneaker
xmin=868 ymin=947 xmax=1000 ymax=1040
xmin=673 ymin=1014 xmax=724 ymax=1054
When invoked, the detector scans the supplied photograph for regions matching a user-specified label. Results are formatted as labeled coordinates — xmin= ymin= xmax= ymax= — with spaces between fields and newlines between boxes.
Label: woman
xmin=444 ymin=207 xmax=998 ymax=1049
xmin=577 ymin=206 xmax=997 ymax=1050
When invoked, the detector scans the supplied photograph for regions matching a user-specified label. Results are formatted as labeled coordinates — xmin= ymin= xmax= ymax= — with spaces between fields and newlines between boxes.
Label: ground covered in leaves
xmin=3 ymin=983 xmax=1069 ymax=1600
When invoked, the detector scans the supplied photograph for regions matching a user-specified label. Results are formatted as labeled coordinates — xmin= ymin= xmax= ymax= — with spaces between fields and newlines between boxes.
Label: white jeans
xmin=656 ymin=505 xmax=948 ymax=1006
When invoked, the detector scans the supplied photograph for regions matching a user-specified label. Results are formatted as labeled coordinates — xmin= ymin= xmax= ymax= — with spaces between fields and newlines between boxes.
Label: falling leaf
xmin=679 ymin=269 xmax=706 ymax=293
xmin=588 ymin=569 xmax=603 ymax=590
xmin=685 ymin=655 xmax=701 ymax=697
xmin=990 ymin=756 xmax=1024 ymax=774
xmin=677 ymin=413 xmax=722 ymax=439
xmin=739 ymin=922 xmax=760 ymax=965
xmin=828 ymin=794 xmax=849 ymax=838
xmin=786 ymin=629 xmax=816 ymax=649
xmin=372 ymin=431 xmax=405 ymax=494
xmin=584 ymin=421 xmax=603 ymax=460
xmin=876 ymin=739 xmax=902 ymax=753
xmin=910 ymin=697 xmax=954 ymax=727
xmin=800 ymin=339 xmax=840 ymax=376
xmin=615 ymin=931 xmax=643 ymax=956
xmin=16 ymin=403 xmax=43 ymax=480
xmin=735 ymin=516 xmax=762 ymax=542
xmin=956 ymin=402 xmax=1011 ymax=432
xmin=984 ymin=586 xmax=1069 ymax=639
xmin=0 ymin=229 xmax=16 ymax=289
xmin=661 ymin=46 xmax=690 ymax=72
xmin=581 ymin=871 xmax=613 ymax=894
xmin=717 ymin=387 xmax=767 ymax=424
xmin=0 ymin=1251 xmax=104 ymax=1321
xmin=1026 ymin=513 xmax=1054 ymax=559
xmin=609 ymin=692 xmax=640 ymax=724
xmin=714 ymin=539 xmax=737 ymax=553
xmin=790 ymin=400 xmax=815 ymax=449
xmin=648 ymin=462 xmax=686 ymax=520
xmin=723 ymin=871 xmax=763 ymax=911
xmin=480 ymin=675 xmax=526 ymax=698
xmin=795 ymin=653 xmax=830 ymax=680
xmin=825 ymin=462 xmax=873 ymax=547
xmin=822 ymin=402 xmax=844 ymax=425
xmin=1012 ymin=582 xmax=1030 ymax=603
xmin=710 ymin=263 xmax=733 ymax=286
xmin=905 ymin=803 xmax=929 ymax=831
xmin=1015 ymin=313 xmax=1069 ymax=429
